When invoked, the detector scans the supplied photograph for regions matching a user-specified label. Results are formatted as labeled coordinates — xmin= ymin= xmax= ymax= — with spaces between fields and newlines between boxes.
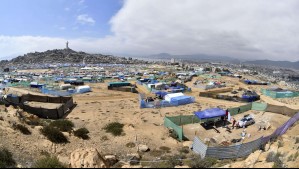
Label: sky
xmin=0 ymin=0 xmax=299 ymax=61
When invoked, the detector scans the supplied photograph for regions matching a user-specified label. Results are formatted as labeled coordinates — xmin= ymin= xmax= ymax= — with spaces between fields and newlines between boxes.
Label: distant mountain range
xmin=147 ymin=53 xmax=241 ymax=63
xmin=244 ymin=60 xmax=299 ymax=70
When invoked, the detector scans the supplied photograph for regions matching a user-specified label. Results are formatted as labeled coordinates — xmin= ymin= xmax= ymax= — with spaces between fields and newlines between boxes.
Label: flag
xmin=227 ymin=112 xmax=231 ymax=121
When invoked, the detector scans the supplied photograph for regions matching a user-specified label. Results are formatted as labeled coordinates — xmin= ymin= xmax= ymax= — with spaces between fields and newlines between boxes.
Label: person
xmin=225 ymin=109 xmax=229 ymax=119
xmin=238 ymin=107 xmax=241 ymax=114
xmin=232 ymin=118 xmax=237 ymax=129
xmin=241 ymin=129 xmax=246 ymax=140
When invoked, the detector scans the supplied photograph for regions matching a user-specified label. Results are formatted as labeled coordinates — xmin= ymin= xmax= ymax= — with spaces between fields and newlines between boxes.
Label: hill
xmin=244 ymin=60 xmax=299 ymax=70
xmin=148 ymin=53 xmax=241 ymax=63
xmin=0 ymin=49 xmax=148 ymax=66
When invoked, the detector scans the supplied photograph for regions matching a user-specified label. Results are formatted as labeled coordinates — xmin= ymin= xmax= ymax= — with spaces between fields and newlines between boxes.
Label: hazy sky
xmin=0 ymin=0 xmax=299 ymax=61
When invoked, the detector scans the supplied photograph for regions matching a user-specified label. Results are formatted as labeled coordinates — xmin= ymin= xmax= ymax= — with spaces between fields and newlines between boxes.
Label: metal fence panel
xmin=236 ymin=138 xmax=262 ymax=158
xmin=193 ymin=137 xmax=208 ymax=158
xmin=206 ymin=145 xmax=240 ymax=159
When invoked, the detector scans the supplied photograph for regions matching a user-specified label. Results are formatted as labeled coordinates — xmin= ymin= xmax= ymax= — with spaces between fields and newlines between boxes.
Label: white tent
xmin=77 ymin=85 xmax=91 ymax=93
xmin=164 ymin=93 xmax=184 ymax=102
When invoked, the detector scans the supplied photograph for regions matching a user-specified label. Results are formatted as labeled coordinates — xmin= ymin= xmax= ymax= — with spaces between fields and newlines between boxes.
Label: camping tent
xmin=77 ymin=86 xmax=91 ymax=93
xmin=164 ymin=93 xmax=184 ymax=102
xmin=195 ymin=108 xmax=226 ymax=120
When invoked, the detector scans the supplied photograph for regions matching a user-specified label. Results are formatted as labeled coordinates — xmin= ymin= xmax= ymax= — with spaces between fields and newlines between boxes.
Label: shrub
xmin=189 ymin=157 xmax=217 ymax=168
xmin=74 ymin=128 xmax=90 ymax=140
xmin=179 ymin=147 xmax=190 ymax=154
xmin=151 ymin=155 xmax=182 ymax=168
xmin=13 ymin=124 xmax=31 ymax=135
xmin=0 ymin=148 xmax=15 ymax=168
xmin=294 ymin=152 xmax=299 ymax=160
xmin=49 ymin=120 xmax=74 ymax=132
xmin=41 ymin=126 xmax=68 ymax=144
xmin=296 ymin=137 xmax=299 ymax=144
xmin=266 ymin=152 xmax=283 ymax=168
xmin=25 ymin=118 xmax=41 ymax=126
xmin=33 ymin=156 xmax=66 ymax=168
xmin=103 ymin=122 xmax=124 ymax=136
xmin=101 ymin=136 xmax=109 ymax=141
xmin=278 ymin=141 xmax=284 ymax=148
xmin=160 ymin=146 xmax=171 ymax=152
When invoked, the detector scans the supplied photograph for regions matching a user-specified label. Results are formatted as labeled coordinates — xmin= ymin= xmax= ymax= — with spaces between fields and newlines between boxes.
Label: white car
xmin=238 ymin=115 xmax=255 ymax=128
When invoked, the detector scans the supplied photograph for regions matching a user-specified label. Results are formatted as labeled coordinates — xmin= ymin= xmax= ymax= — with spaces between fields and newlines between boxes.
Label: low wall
xmin=108 ymin=86 xmax=137 ymax=93
xmin=8 ymin=94 xmax=74 ymax=119
xmin=22 ymin=104 xmax=64 ymax=119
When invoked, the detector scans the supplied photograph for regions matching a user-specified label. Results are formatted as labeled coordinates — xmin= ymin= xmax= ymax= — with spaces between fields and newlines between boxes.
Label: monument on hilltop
xmin=66 ymin=41 xmax=70 ymax=50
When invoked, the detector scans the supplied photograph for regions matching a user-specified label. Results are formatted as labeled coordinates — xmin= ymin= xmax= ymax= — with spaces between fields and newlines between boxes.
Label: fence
xmin=193 ymin=112 xmax=299 ymax=159
xmin=164 ymin=102 xmax=299 ymax=142
xmin=261 ymin=89 xmax=299 ymax=98
xmin=4 ymin=94 xmax=74 ymax=119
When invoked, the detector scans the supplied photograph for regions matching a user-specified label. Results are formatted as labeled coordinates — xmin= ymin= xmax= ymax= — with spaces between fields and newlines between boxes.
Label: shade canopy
xmin=195 ymin=108 xmax=226 ymax=120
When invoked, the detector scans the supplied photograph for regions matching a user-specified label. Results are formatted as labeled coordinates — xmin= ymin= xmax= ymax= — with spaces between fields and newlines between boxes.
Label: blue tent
xmin=195 ymin=108 xmax=226 ymax=120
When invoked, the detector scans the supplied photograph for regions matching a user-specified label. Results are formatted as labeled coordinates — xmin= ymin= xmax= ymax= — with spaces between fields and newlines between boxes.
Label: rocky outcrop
xmin=70 ymin=148 xmax=109 ymax=168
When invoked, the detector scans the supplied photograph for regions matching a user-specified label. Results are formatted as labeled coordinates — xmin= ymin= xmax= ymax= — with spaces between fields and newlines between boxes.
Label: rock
xmin=127 ymin=153 xmax=141 ymax=165
xmin=245 ymin=150 xmax=262 ymax=167
xmin=70 ymin=148 xmax=109 ymax=168
xmin=204 ymin=138 xmax=211 ymax=145
xmin=264 ymin=143 xmax=270 ymax=151
xmin=175 ymin=165 xmax=190 ymax=168
xmin=34 ymin=126 xmax=43 ymax=131
xmin=105 ymin=155 xmax=118 ymax=166
xmin=58 ymin=155 xmax=70 ymax=166
xmin=183 ymin=141 xmax=193 ymax=149
xmin=17 ymin=164 xmax=23 ymax=168
xmin=257 ymin=152 xmax=268 ymax=162
xmin=138 ymin=144 xmax=149 ymax=152
xmin=268 ymin=143 xmax=278 ymax=154
xmin=265 ymin=122 xmax=271 ymax=130
xmin=230 ymin=161 xmax=245 ymax=168
xmin=122 ymin=164 xmax=143 ymax=168
xmin=42 ymin=139 xmax=52 ymax=148
xmin=254 ymin=162 xmax=274 ymax=168
xmin=219 ymin=164 xmax=231 ymax=168
xmin=165 ymin=137 xmax=179 ymax=145
xmin=62 ymin=132 xmax=70 ymax=137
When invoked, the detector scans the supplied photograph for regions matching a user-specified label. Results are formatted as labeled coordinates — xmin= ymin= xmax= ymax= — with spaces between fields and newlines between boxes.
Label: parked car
xmin=237 ymin=114 xmax=255 ymax=128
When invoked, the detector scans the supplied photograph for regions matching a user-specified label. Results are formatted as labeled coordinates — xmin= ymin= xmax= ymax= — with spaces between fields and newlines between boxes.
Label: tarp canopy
xmin=195 ymin=108 xmax=226 ymax=120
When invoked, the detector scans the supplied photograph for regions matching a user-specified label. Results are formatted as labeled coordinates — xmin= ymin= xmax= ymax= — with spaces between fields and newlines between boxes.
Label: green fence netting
xmin=251 ymin=102 xmax=267 ymax=111
xmin=261 ymin=89 xmax=299 ymax=98
xmin=7 ymin=81 xmax=31 ymax=87
xmin=164 ymin=117 xmax=183 ymax=141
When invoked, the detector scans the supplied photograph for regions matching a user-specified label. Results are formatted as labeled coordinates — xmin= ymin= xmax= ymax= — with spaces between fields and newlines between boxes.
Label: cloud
xmin=78 ymin=0 xmax=85 ymax=5
xmin=1 ymin=0 xmax=299 ymax=61
xmin=76 ymin=14 xmax=95 ymax=25
xmin=64 ymin=7 xmax=70 ymax=11
xmin=106 ymin=0 xmax=299 ymax=61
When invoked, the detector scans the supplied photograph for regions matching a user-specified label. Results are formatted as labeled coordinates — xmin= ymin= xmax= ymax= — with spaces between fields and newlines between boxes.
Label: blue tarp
xmin=170 ymin=96 xmax=195 ymax=106
xmin=155 ymin=91 xmax=169 ymax=98
xmin=195 ymin=108 xmax=226 ymax=120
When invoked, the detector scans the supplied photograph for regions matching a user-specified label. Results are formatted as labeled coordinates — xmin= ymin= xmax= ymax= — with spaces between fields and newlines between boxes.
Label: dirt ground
xmin=1 ymin=74 xmax=298 ymax=167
